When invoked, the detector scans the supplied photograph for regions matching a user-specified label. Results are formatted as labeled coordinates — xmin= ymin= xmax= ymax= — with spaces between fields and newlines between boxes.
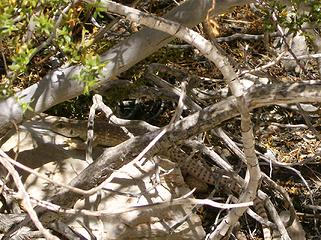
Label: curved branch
xmin=0 ymin=0 xmax=256 ymax=133
xmin=0 ymin=0 xmax=212 ymax=131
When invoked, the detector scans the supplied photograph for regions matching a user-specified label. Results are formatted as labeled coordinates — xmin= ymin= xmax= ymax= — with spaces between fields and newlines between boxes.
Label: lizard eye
xmin=55 ymin=122 xmax=65 ymax=129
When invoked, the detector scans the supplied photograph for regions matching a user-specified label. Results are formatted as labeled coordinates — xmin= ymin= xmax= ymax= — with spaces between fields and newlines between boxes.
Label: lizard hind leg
xmin=253 ymin=197 xmax=272 ymax=240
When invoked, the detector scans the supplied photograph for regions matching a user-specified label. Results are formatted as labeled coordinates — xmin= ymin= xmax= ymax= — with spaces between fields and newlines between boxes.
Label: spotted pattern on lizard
xmin=51 ymin=119 xmax=132 ymax=147
xmin=163 ymin=145 xmax=272 ymax=240
xmin=50 ymin=117 xmax=272 ymax=239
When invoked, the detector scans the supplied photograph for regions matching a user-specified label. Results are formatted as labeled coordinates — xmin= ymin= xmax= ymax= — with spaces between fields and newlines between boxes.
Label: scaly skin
xmin=51 ymin=118 xmax=131 ymax=146
xmin=50 ymin=117 xmax=272 ymax=239
xmin=164 ymin=146 xmax=272 ymax=240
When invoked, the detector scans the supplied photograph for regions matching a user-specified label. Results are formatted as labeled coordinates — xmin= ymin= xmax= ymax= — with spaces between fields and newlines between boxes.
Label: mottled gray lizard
xmin=50 ymin=117 xmax=230 ymax=183
xmin=50 ymin=117 xmax=302 ymax=240
xmin=49 ymin=117 xmax=275 ymax=237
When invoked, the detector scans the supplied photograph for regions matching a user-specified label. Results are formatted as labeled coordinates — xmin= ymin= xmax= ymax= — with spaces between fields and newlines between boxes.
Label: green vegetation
xmin=0 ymin=0 xmax=108 ymax=102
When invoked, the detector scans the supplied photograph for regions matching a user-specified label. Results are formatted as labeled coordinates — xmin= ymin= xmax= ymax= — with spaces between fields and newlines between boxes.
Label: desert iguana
xmin=50 ymin=117 xmax=302 ymax=240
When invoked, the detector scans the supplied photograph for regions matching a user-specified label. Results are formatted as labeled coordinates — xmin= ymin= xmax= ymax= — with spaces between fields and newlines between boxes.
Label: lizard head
xmin=51 ymin=121 xmax=80 ymax=138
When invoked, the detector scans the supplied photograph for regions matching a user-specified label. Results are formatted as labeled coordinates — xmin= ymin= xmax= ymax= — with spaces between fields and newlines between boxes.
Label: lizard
xmin=50 ymin=116 xmax=232 ymax=181
xmin=50 ymin=116 xmax=303 ymax=240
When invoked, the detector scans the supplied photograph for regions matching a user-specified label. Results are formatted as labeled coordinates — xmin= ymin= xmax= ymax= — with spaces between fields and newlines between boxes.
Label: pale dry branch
xmin=240 ymin=51 xmax=286 ymax=75
xmin=30 ymin=193 xmax=252 ymax=217
xmin=216 ymin=32 xmax=279 ymax=42
xmin=0 ymin=149 xmax=58 ymax=240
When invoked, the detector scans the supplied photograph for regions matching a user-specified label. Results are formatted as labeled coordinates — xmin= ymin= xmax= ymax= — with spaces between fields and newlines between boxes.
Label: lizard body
xmin=50 ymin=117 xmax=276 ymax=239
xmin=51 ymin=118 xmax=232 ymax=186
